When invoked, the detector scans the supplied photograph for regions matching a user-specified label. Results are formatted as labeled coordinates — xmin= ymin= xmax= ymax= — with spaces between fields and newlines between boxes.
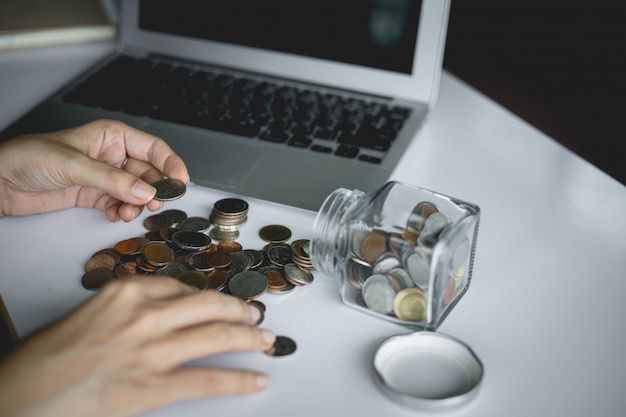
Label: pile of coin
xmin=346 ymin=201 xmax=470 ymax=322
xmin=81 ymin=200 xmax=315 ymax=309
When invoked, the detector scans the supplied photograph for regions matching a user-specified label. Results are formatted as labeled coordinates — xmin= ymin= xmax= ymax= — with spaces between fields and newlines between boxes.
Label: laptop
xmin=0 ymin=0 xmax=451 ymax=211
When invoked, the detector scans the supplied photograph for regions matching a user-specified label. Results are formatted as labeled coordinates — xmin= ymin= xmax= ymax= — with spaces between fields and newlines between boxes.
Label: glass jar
xmin=310 ymin=181 xmax=480 ymax=330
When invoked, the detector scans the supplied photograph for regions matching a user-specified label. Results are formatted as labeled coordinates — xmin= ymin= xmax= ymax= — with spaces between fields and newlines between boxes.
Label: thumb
xmin=71 ymin=156 xmax=157 ymax=205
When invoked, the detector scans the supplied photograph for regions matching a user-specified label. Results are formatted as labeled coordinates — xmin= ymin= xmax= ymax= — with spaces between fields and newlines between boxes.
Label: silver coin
xmin=213 ymin=198 xmax=249 ymax=214
xmin=450 ymin=237 xmax=470 ymax=278
xmin=417 ymin=212 xmax=448 ymax=245
xmin=283 ymin=263 xmax=314 ymax=286
xmin=388 ymin=267 xmax=413 ymax=289
xmin=159 ymin=209 xmax=188 ymax=225
xmin=155 ymin=262 xmax=189 ymax=277
xmin=209 ymin=227 xmax=240 ymax=242
xmin=228 ymin=271 xmax=268 ymax=299
xmin=265 ymin=335 xmax=297 ymax=357
xmin=362 ymin=274 xmax=397 ymax=315
xmin=172 ymin=230 xmax=211 ymax=250
xmin=266 ymin=243 xmax=293 ymax=267
xmin=227 ymin=251 xmax=254 ymax=276
xmin=372 ymin=253 xmax=402 ymax=275
xmin=152 ymin=178 xmax=186 ymax=201
xmin=179 ymin=216 xmax=211 ymax=232
xmin=242 ymin=249 xmax=265 ymax=269
xmin=405 ymin=250 xmax=431 ymax=289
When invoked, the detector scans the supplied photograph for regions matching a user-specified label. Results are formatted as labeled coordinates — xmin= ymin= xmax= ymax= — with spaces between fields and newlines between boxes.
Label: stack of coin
xmin=209 ymin=198 xmax=249 ymax=241
xmin=289 ymin=239 xmax=313 ymax=270
xmin=346 ymin=200 xmax=470 ymax=323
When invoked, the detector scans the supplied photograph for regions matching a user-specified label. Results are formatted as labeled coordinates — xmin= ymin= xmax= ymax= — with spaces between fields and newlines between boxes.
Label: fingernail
xmin=130 ymin=180 xmax=156 ymax=202
xmin=248 ymin=304 xmax=261 ymax=323
xmin=260 ymin=329 xmax=275 ymax=345
xmin=256 ymin=374 xmax=270 ymax=389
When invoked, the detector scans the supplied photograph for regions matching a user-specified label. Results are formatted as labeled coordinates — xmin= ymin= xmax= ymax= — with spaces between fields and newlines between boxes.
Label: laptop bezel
xmin=118 ymin=0 xmax=450 ymax=107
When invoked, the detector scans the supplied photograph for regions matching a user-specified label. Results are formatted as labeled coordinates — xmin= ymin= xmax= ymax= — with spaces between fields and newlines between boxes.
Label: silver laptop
xmin=0 ymin=0 xmax=451 ymax=211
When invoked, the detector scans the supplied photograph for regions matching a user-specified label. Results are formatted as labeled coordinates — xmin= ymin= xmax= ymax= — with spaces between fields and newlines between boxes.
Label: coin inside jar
xmin=152 ymin=178 xmax=187 ymax=201
xmin=393 ymin=287 xmax=427 ymax=322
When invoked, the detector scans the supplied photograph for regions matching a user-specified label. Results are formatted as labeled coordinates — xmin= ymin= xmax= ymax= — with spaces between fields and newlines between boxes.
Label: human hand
xmin=0 ymin=119 xmax=189 ymax=222
xmin=0 ymin=277 xmax=275 ymax=417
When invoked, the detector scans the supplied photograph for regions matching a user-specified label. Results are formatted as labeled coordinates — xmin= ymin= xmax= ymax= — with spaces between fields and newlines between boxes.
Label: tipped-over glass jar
xmin=310 ymin=181 xmax=480 ymax=330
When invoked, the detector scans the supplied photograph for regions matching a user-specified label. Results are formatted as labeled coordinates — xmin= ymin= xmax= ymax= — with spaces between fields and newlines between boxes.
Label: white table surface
xmin=1 ymin=42 xmax=625 ymax=417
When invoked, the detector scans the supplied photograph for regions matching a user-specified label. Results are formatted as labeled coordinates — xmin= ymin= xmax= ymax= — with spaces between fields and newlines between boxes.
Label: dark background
xmin=442 ymin=0 xmax=625 ymax=185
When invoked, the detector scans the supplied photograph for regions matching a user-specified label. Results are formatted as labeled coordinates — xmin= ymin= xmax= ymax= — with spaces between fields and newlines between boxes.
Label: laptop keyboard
xmin=63 ymin=55 xmax=413 ymax=164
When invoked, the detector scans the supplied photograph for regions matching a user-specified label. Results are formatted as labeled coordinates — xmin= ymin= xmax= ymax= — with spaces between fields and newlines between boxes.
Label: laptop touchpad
xmin=141 ymin=123 xmax=260 ymax=188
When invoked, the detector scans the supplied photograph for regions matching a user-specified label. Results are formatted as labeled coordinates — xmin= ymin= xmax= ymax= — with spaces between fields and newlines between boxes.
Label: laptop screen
xmin=139 ymin=0 xmax=422 ymax=75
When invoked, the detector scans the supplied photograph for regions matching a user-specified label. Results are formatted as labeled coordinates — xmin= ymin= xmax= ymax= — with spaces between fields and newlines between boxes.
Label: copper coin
xmin=142 ymin=242 xmax=173 ymax=267
xmin=84 ymin=253 xmax=117 ymax=272
xmin=115 ymin=262 xmax=138 ymax=278
xmin=203 ymin=250 xmax=232 ymax=269
xmin=442 ymin=276 xmax=457 ymax=305
xmin=152 ymin=178 xmax=186 ymax=201
xmin=265 ymin=335 xmax=297 ymax=357
xmin=263 ymin=268 xmax=288 ymax=291
xmin=205 ymin=269 xmax=228 ymax=291
xmin=81 ymin=267 xmax=115 ymax=291
xmin=218 ymin=241 xmax=243 ymax=252
xmin=114 ymin=238 xmax=142 ymax=255
xmin=143 ymin=213 xmax=173 ymax=231
xmin=259 ymin=224 xmax=292 ymax=243
xmin=176 ymin=270 xmax=208 ymax=290
xmin=91 ymin=248 xmax=120 ymax=263
xmin=360 ymin=232 xmax=387 ymax=263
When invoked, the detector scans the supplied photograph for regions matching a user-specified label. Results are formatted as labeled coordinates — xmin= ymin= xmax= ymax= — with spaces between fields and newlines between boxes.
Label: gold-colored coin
xmin=259 ymin=224 xmax=292 ymax=243
xmin=393 ymin=287 xmax=426 ymax=322
xmin=177 ymin=270 xmax=208 ymax=290
xmin=141 ymin=242 xmax=173 ymax=267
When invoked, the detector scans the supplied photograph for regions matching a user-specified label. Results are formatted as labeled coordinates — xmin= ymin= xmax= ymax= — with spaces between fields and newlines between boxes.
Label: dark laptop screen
xmin=139 ymin=0 xmax=422 ymax=75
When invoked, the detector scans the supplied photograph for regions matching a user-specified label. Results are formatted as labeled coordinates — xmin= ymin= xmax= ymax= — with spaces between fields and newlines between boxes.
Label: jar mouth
xmin=310 ymin=188 xmax=364 ymax=277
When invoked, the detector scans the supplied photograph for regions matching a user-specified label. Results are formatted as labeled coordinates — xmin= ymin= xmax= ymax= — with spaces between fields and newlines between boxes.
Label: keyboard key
xmin=311 ymin=145 xmax=333 ymax=153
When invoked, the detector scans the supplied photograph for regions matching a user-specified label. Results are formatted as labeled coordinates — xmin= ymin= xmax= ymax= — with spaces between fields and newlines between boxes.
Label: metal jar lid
xmin=373 ymin=331 xmax=483 ymax=410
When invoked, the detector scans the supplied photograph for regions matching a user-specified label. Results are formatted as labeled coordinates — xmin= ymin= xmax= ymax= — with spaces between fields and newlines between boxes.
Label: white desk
xmin=1 ymin=42 xmax=626 ymax=417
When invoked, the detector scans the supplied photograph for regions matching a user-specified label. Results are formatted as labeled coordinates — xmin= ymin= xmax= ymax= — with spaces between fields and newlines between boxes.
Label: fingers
xmin=144 ymin=324 xmax=275 ymax=369
xmin=160 ymin=367 xmax=270 ymax=400
xmin=117 ymin=122 xmax=189 ymax=184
